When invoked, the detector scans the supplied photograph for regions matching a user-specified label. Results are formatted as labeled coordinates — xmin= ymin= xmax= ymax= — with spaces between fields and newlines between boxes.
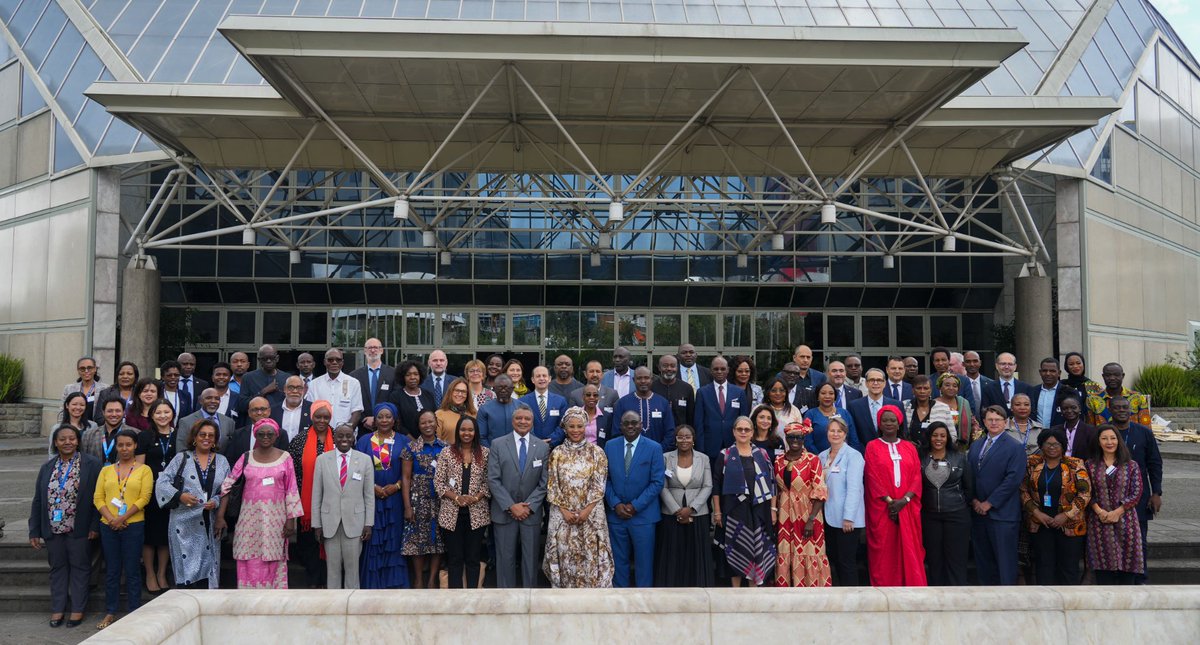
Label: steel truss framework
xmin=123 ymin=62 xmax=1059 ymax=276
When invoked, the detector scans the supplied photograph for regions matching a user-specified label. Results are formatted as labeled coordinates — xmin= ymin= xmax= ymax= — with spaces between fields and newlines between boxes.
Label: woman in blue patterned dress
xmin=401 ymin=408 xmax=446 ymax=588
xmin=356 ymin=402 xmax=408 ymax=588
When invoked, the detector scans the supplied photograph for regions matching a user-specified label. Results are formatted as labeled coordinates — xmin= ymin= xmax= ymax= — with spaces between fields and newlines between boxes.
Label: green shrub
xmin=0 ymin=354 xmax=23 ymax=403
xmin=1135 ymin=363 xmax=1200 ymax=407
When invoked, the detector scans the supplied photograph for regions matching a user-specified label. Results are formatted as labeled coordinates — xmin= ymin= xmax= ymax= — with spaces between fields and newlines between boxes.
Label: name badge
xmin=449 ymin=478 xmax=457 ymax=488
xmin=950 ymin=411 xmax=959 ymax=418
xmin=549 ymin=409 xmax=560 ymax=417
xmin=775 ymin=449 xmax=784 ymax=456
xmin=1105 ymin=465 xmax=1116 ymax=476
xmin=52 ymin=509 xmax=64 ymax=522
xmin=338 ymin=399 xmax=351 ymax=407
xmin=921 ymin=422 xmax=930 ymax=429
xmin=1044 ymin=494 xmax=1053 ymax=507
xmin=891 ymin=453 xmax=902 ymax=461
xmin=664 ymin=469 xmax=674 ymax=478
xmin=384 ymin=437 xmax=395 ymax=445
xmin=351 ymin=472 xmax=363 ymax=481
xmin=731 ymin=401 xmax=740 ymax=409
xmin=678 ymin=399 xmax=688 ymax=407
xmin=87 ymin=395 xmax=96 ymax=403
xmin=532 ymin=459 xmax=543 ymax=468
xmin=380 ymin=383 xmax=390 ymax=391
xmin=111 ymin=498 xmax=127 ymax=515
xmin=599 ymin=431 xmax=606 ymax=439
xmin=603 ymin=406 xmax=614 ymax=413
xmin=262 ymin=477 xmax=275 ymax=487
xmin=652 ymin=410 xmax=663 ymax=419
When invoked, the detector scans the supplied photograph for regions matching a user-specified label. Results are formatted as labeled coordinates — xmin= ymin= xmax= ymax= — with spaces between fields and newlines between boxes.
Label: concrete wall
xmin=1081 ymin=39 xmax=1200 ymax=380
xmin=84 ymin=587 xmax=1200 ymax=645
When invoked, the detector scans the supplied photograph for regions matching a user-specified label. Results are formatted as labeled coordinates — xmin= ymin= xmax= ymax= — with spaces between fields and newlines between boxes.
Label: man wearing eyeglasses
xmin=271 ymin=375 xmax=314 ymax=443
xmin=305 ymin=348 xmax=363 ymax=428
xmin=349 ymin=338 xmax=395 ymax=437
xmin=237 ymin=344 xmax=291 ymax=419
xmin=847 ymin=368 xmax=902 ymax=448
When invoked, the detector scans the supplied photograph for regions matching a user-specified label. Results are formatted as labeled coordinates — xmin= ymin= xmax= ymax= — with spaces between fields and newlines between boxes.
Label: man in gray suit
xmin=311 ymin=424 xmax=374 ymax=589
xmin=568 ymin=359 xmax=619 ymax=411
xmin=486 ymin=404 xmax=549 ymax=588
xmin=175 ymin=388 xmax=234 ymax=453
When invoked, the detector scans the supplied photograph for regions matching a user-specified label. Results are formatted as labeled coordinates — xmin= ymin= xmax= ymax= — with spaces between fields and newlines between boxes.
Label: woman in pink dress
xmin=216 ymin=419 xmax=303 ymax=589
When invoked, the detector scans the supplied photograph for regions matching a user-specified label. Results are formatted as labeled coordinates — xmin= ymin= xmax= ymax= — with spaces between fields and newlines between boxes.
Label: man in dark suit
xmin=884 ymin=356 xmax=914 ymax=404
xmin=349 ymin=338 xmax=395 ymax=435
xmin=1110 ymin=396 xmax=1164 ymax=583
xmin=1050 ymin=396 xmax=1096 ymax=461
xmin=614 ymin=367 xmax=677 ymax=449
xmin=968 ymin=405 xmax=1027 ymax=585
xmin=225 ymin=396 xmax=289 ymax=458
xmin=567 ymin=359 xmax=619 ymax=412
xmin=517 ymin=366 xmax=568 ymax=446
xmin=927 ymin=346 xmax=968 ymax=399
xmin=847 ymin=368 xmax=901 ymax=448
xmin=962 ymin=350 xmax=994 ymax=418
xmin=980 ymin=352 xmax=1031 ymax=415
xmin=694 ymin=357 xmax=749 ymax=459
xmin=602 ymin=347 xmax=635 ymax=399
xmin=652 ymin=354 xmax=694 ymax=429
xmin=175 ymin=388 xmax=235 ymax=453
xmin=676 ymin=343 xmax=711 ymax=391
xmin=825 ymin=360 xmax=863 ymax=409
xmin=177 ymin=352 xmax=208 ymax=412
xmin=236 ymin=344 xmax=290 ymax=420
xmin=487 ymin=405 xmax=549 ymax=588
xmin=421 ymin=350 xmax=458 ymax=408
xmin=605 ymin=411 xmax=665 ymax=588
xmin=788 ymin=345 xmax=826 ymax=410
xmin=1030 ymin=357 xmax=1074 ymax=429
xmin=271 ymin=375 xmax=314 ymax=444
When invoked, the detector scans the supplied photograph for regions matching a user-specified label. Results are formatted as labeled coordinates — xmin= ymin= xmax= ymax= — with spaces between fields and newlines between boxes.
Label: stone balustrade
xmin=0 ymin=403 xmax=42 ymax=437
xmin=83 ymin=586 xmax=1200 ymax=644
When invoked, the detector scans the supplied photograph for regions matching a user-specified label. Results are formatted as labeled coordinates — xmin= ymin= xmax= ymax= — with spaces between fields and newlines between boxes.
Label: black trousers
xmin=443 ymin=519 xmax=486 ymax=589
xmin=293 ymin=529 xmax=326 ymax=588
xmin=922 ymin=508 xmax=971 ymax=586
xmin=1095 ymin=570 xmax=1136 ymax=585
xmin=47 ymin=533 xmax=91 ymax=614
xmin=1031 ymin=528 xmax=1084 ymax=585
xmin=178 ymin=578 xmax=211 ymax=590
xmin=823 ymin=522 xmax=862 ymax=586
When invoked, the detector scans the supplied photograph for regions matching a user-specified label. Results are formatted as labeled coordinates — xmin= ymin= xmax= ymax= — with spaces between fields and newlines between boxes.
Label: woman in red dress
xmin=774 ymin=419 xmax=832 ymax=587
xmin=864 ymin=405 xmax=927 ymax=586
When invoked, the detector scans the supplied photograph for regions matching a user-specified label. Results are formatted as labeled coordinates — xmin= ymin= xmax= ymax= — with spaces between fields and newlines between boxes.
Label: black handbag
xmin=160 ymin=453 xmax=187 ymax=511
xmin=223 ymin=454 xmax=248 ymax=532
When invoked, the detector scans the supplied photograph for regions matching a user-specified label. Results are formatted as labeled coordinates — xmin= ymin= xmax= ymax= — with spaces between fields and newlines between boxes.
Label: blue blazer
xmin=1029 ymin=382 xmax=1072 ymax=428
xmin=600 ymin=369 xmax=634 ymax=395
xmin=420 ymin=372 xmax=460 ymax=405
xmin=693 ymin=382 xmax=750 ymax=459
xmin=967 ymin=432 xmax=1026 ymax=523
xmin=883 ymin=381 xmax=913 ymax=404
xmin=803 ymin=407 xmax=860 ymax=454
xmin=817 ymin=445 xmax=865 ymax=528
xmin=604 ymin=436 xmax=665 ymax=526
xmin=980 ymin=378 xmax=1032 ymax=415
xmin=516 ymin=391 xmax=568 ymax=446
xmin=961 ymin=374 xmax=994 ymax=417
xmin=846 ymin=395 xmax=901 ymax=448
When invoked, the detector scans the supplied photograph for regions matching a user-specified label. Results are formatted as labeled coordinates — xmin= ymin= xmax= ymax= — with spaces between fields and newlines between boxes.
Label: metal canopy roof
xmin=84 ymin=17 xmax=1116 ymax=178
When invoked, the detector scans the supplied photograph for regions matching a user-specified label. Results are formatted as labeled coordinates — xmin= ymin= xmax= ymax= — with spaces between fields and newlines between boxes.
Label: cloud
xmin=1154 ymin=0 xmax=1190 ymax=16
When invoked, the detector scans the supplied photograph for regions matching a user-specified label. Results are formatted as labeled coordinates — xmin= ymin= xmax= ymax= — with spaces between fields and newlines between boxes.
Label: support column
xmin=120 ymin=256 xmax=160 ymax=371
xmin=1055 ymin=178 xmax=1085 ymax=356
xmin=1014 ymin=274 xmax=1053 ymax=377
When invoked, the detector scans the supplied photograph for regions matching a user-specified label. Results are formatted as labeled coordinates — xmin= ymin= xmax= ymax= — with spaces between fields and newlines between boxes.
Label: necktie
xmin=518 ymin=436 xmax=527 ymax=472
xmin=1003 ymin=381 xmax=1011 ymax=405
xmin=979 ymin=436 xmax=994 ymax=467
xmin=434 ymin=376 xmax=444 ymax=406
xmin=369 ymin=368 xmax=378 ymax=408
xmin=687 ymin=368 xmax=698 ymax=390
xmin=180 ymin=378 xmax=191 ymax=405
xmin=836 ymin=387 xmax=843 ymax=409
xmin=871 ymin=400 xmax=880 ymax=429
xmin=339 ymin=453 xmax=347 ymax=488
xmin=538 ymin=393 xmax=547 ymax=421
xmin=624 ymin=441 xmax=634 ymax=474
xmin=973 ymin=379 xmax=981 ymax=406
xmin=717 ymin=384 xmax=725 ymax=414
xmin=891 ymin=383 xmax=899 ymax=400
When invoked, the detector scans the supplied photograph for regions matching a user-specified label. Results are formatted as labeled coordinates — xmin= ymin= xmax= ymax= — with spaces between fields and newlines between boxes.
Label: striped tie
xmin=687 ymin=368 xmax=698 ymax=390
xmin=538 ymin=394 xmax=547 ymax=421
xmin=339 ymin=453 xmax=347 ymax=488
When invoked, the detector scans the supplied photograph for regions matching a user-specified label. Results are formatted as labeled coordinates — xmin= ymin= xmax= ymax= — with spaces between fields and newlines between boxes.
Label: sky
xmin=1152 ymin=0 xmax=1200 ymax=59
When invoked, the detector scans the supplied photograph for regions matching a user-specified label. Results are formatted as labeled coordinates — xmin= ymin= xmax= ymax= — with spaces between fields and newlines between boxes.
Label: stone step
xmin=1147 ymin=559 xmax=1200 ymax=585
xmin=0 ymin=541 xmax=51 ymax=561
xmin=1149 ymin=541 xmax=1200 ymax=560
xmin=0 ymin=559 xmax=51 ymax=586
xmin=0 ymin=586 xmax=114 ymax=613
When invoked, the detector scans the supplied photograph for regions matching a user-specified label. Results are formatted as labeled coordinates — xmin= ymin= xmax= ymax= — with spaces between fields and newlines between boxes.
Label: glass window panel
xmin=187 ymin=38 xmax=237 ymax=83
xmin=152 ymin=36 xmax=209 ymax=82
xmin=262 ymin=311 xmax=292 ymax=345
xmin=406 ymin=311 xmax=435 ymax=345
xmin=295 ymin=0 xmax=332 ymax=15
xmin=189 ymin=310 xmax=220 ymax=344
xmin=20 ymin=63 xmax=47 ymax=116
xmin=55 ymin=48 xmax=103 ymax=122
xmin=930 ymin=315 xmax=958 ymax=348
xmin=5 ymin=0 xmax=48 ymax=43
xmin=592 ymin=2 xmax=622 ymax=21
xmin=226 ymin=311 xmax=256 ymax=344
xmin=618 ymin=313 xmax=647 ymax=347
xmin=861 ymin=315 xmax=889 ymax=348
xmin=654 ymin=314 xmax=682 ymax=348
xmin=328 ymin=0 xmax=364 ymax=16
xmin=754 ymin=312 xmax=789 ymax=356
xmin=827 ymin=315 xmax=855 ymax=347
xmin=36 ymin=27 xmax=82 ymax=96
xmin=95 ymin=118 xmax=140 ymax=156
xmin=108 ymin=0 xmax=156 ymax=51
xmin=298 ymin=311 xmax=328 ymax=345
xmin=723 ymin=313 xmax=751 ymax=347
xmin=440 ymin=312 xmax=469 ymax=346
xmin=513 ymin=313 xmax=542 ymax=346
xmin=981 ymin=66 xmax=1023 ymax=95
xmin=580 ymin=311 xmax=612 ymax=348
xmin=474 ymin=312 xmax=506 ymax=346
xmin=86 ymin=1 xmax=131 ymax=30
xmin=23 ymin=3 xmax=67 ymax=69
xmin=53 ymin=119 xmax=83 ymax=172
xmin=896 ymin=315 xmax=923 ymax=347
xmin=687 ymin=314 xmax=717 ymax=346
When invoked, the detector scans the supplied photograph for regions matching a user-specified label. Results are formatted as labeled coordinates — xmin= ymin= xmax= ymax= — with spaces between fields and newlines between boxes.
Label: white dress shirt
xmin=611 ymin=370 xmax=632 ymax=398
xmin=305 ymin=372 xmax=364 ymax=427
xmin=280 ymin=401 xmax=304 ymax=442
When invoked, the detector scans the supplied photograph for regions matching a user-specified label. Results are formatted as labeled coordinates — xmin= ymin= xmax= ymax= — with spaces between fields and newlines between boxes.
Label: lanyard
xmin=115 ymin=464 xmax=136 ymax=501
xmin=1041 ymin=464 xmax=1059 ymax=490
xmin=102 ymin=431 xmax=118 ymax=461
xmin=53 ymin=457 xmax=76 ymax=503
xmin=194 ymin=453 xmax=212 ymax=490
xmin=157 ymin=431 xmax=175 ymax=468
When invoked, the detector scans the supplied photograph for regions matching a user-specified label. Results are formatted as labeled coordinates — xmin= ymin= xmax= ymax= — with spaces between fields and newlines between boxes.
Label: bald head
xmin=247 ymin=396 xmax=271 ymax=423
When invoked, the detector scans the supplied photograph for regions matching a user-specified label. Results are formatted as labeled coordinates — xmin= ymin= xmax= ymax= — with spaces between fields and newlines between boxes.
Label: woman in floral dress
xmin=401 ymin=409 xmax=446 ymax=588
xmin=774 ymin=419 xmax=832 ymax=587
xmin=543 ymin=407 xmax=614 ymax=588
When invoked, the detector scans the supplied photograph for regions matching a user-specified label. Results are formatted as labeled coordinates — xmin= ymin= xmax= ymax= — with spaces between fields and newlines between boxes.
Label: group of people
xmin=28 ymin=342 xmax=1164 ymax=629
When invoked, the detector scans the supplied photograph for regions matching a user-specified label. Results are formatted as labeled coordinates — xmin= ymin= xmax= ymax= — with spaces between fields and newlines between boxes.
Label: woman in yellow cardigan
xmin=92 ymin=428 xmax=153 ymax=630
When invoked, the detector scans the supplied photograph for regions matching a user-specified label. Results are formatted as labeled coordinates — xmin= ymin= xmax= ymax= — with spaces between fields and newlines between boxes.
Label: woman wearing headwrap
xmin=774 ymin=419 xmax=832 ymax=587
xmin=863 ymin=404 xmax=927 ymax=586
xmin=1062 ymin=352 xmax=1101 ymax=401
xmin=287 ymin=400 xmax=335 ymax=587
xmin=355 ymin=402 xmax=408 ymax=588
xmin=542 ymin=406 xmax=614 ymax=588
xmin=217 ymin=418 xmax=302 ymax=589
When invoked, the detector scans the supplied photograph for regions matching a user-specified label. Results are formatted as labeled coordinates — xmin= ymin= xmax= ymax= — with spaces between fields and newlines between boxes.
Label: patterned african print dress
xmin=356 ymin=432 xmax=408 ymax=588
xmin=543 ymin=438 xmax=614 ymax=588
xmin=401 ymin=437 xmax=446 ymax=556
xmin=774 ymin=451 xmax=832 ymax=587
xmin=222 ymin=452 xmax=303 ymax=589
